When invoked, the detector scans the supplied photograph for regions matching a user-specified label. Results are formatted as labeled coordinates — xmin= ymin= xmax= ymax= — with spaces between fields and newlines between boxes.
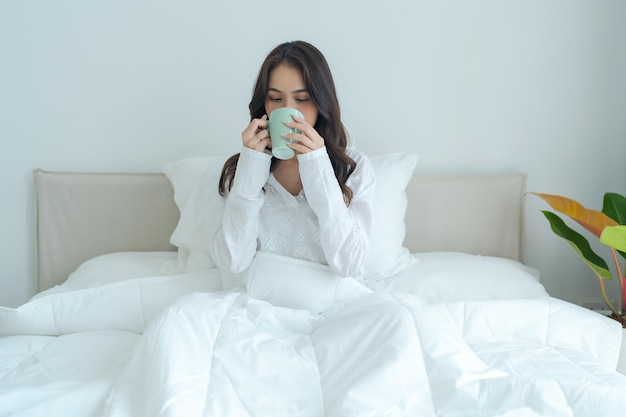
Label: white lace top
xmin=211 ymin=145 xmax=376 ymax=277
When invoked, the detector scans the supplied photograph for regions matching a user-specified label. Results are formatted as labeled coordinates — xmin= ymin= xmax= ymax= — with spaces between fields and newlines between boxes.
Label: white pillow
xmin=162 ymin=156 xmax=228 ymax=273
xmin=241 ymin=251 xmax=371 ymax=313
xmin=363 ymin=153 xmax=418 ymax=279
xmin=162 ymin=153 xmax=418 ymax=278
xmin=30 ymin=251 xmax=222 ymax=301
xmin=31 ymin=251 xmax=179 ymax=300
xmin=366 ymin=251 xmax=547 ymax=303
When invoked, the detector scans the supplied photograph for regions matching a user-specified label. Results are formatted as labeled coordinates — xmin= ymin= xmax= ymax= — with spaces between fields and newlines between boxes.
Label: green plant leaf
xmin=531 ymin=192 xmax=618 ymax=237
xmin=602 ymin=192 xmax=626 ymax=224
xmin=602 ymin=193 xmax=626 ymax=259
xmin=541 ymin=211 xmax=612 ymax=279
xmin=600 ymin=225 xmax=626 ymax=253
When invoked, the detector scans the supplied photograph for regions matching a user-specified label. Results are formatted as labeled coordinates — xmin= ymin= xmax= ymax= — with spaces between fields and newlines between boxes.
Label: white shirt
xmin=211 ymin=145 xmax=376 ymax=277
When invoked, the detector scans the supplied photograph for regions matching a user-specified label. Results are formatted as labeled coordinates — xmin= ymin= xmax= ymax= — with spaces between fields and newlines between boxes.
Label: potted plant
xmin=531 ymin=191 xmax=626 ymax=327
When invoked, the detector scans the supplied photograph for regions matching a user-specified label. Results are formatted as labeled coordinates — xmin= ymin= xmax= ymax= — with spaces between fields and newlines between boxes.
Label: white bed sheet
xmin=1 ymin=251 xmax=626 ymax=417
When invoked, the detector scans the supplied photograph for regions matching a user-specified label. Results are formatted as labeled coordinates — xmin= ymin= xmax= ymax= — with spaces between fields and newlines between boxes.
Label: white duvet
xmin=2 ymin=252 xmax=626 ymax=417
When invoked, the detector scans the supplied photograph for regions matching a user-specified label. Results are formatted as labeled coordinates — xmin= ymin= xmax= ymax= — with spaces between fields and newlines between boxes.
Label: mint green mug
xmin=268 ymin=107 xmax=303 ymax=160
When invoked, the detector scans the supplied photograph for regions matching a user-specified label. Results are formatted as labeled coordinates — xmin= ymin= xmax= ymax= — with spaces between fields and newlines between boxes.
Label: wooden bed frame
xmin=33 ymin=170 xmax=527 ymax=292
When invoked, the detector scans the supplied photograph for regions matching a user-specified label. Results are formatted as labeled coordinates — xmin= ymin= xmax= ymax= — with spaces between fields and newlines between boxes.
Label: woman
xmin=104 ymin=42 xmax=428 ymax=417
xmin=212 ymin=41 xmax=376 ymax=279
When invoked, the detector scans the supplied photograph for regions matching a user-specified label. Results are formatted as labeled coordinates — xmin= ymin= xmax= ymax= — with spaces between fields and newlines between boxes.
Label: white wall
xmin=1 ymin=0 xmax=625 ymax=308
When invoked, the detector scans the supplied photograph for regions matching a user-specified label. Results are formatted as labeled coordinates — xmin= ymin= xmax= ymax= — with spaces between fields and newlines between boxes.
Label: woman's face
xmin=265 ymin=63 xmax=319 ymax=127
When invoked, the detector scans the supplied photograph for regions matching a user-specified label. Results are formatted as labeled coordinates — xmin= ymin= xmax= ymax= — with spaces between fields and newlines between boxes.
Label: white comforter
xmin=2 ymin=254 xmax=626 ymax=417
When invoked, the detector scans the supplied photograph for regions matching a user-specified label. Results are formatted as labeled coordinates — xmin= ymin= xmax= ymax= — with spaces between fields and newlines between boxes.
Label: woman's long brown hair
xmin=218 ymin=41 xmax=356 ymax=205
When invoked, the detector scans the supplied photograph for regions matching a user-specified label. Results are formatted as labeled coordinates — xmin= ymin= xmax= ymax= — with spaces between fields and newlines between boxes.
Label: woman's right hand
xmin=242 ymin=115 xmax=269 ymax=152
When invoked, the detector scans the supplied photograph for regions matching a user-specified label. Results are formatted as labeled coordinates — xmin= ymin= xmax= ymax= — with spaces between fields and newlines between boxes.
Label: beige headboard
xmin=34 ymin=170 xmax=526 ymax=292
xmin=404 ymin=174 xmax=526 ymax=260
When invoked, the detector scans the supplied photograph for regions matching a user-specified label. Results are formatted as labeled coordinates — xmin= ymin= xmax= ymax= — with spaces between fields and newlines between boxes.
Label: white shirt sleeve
xmin=211 ymin=147 xmax=272 ymax=273
xmin=298 ymin=147 xmax=376 ymax=277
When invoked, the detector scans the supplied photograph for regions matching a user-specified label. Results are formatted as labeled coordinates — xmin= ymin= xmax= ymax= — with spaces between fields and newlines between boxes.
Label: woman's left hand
xmin=283 ymin=115 xmax=325 ymax=154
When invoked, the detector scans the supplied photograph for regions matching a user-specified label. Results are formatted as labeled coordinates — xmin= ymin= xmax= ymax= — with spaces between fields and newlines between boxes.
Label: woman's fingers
xmin=242 ymin=115 xmax=269 ymax=151
xmin=283 ymin=115 xmax=324 ymax=153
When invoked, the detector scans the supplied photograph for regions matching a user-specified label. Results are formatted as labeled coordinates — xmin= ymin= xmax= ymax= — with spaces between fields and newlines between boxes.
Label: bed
xmin=1 ymin=153 xmax=626 ymax=417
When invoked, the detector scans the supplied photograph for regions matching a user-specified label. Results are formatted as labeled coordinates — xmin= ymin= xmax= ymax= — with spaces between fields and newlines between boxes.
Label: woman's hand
xmin=242 ymin=115 xmax=269 ymax=152
xmin=283 ymin=115 xmax=325 ymax=154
